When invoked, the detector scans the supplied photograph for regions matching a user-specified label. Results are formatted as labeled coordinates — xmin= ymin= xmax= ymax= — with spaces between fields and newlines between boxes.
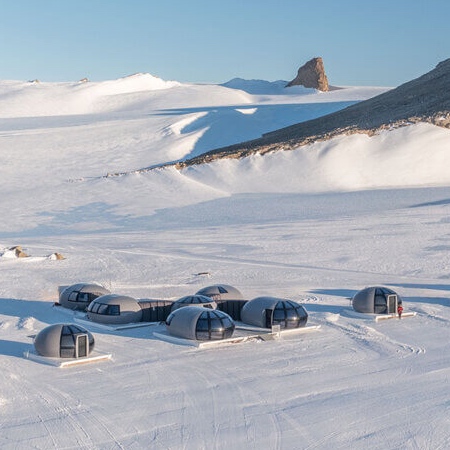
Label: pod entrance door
xmin=265 ymin=309 xmax=273 ymax=328
xmin=76 ymin=334 xmax=88 ymax=358
xmin=387 ymin=295 xmax=398 ymax=314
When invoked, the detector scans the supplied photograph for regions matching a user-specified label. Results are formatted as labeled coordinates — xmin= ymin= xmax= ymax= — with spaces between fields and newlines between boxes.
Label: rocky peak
xmin=286 ymin=57 xmax=329 ymax=91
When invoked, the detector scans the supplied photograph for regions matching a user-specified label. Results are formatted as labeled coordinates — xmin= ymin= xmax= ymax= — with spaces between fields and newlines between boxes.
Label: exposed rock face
xmin=9 ymin=246 xmax=28 ymax=258
xmin=173 ymin=58 xmax=450 ymax=168
xmin=48 ymin=252 xmax=65 ymax=260
xmin=286 ymin=57 xmax=329 ymax=91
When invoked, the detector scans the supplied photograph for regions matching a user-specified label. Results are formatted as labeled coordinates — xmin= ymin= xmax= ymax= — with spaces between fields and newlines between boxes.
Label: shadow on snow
xmin=156 ymin=102 xmax=356 ymax=160
xmin=0 ymin=339 xmax=30 ymax=358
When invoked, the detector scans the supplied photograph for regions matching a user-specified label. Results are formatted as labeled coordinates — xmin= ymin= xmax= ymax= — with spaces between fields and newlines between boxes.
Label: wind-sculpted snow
xmin=178 ymin=59 xmax=450 ymax=167
xmin=0 ymin=69 xmax=450 ymax=448
xmin=1 ymin=187 xmax=450 ymax=448
xmin=181 ymin=123 xmax=450 ymax=194
xmin=160 ymin=101 xmax=357 ymax=160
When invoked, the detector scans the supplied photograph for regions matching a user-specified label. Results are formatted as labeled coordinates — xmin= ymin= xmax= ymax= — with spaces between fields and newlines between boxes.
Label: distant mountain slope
xmin=221 ymin=78 xmax=289 ymax=94
xmin=177 ymin=59 xmax=450 ymax=167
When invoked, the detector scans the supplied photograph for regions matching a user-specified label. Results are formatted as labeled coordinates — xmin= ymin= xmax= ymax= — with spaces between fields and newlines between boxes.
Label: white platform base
xmin=154 ymin=324 xmax=321 ymax=348
xmin=375 ymin=312 xmax=417 ymax=322
xmin=23 ymin=349 xmax=113 ymax=368
xmin=345 ymin=309 xmax=417 ymax=322
xmin=74 ymin=316 xmax=158 ymax=331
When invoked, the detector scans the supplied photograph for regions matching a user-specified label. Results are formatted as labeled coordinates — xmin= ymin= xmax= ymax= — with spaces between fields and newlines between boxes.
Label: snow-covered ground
xmin=0 ymin=74 xmax=449 ymax=449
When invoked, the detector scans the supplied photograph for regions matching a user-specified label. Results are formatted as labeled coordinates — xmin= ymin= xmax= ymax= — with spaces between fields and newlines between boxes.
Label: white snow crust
xmin=0 ymin=74 xmax=449 ymax=449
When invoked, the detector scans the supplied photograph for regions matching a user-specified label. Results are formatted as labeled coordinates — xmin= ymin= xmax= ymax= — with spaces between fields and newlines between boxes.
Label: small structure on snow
xmin=241 ymin=297 xmax=308 ymax=329
xmin=352 ymin=286 xmax=402 ymax=315
xmin=196 ymin=284 xmax=247 ymax=320
xmin=59 ymin=283 xmax=111 ymax=311
xmin=86 ymin=294 xmax=143 ymax=324
xmin=170 ymin=294 xmax=217 ymax=312
xmin=165 ymin=307 xmax=235 ymax=341
xmin=34 ymin=323 xmax=95 ymax=358
xmin=195 ymin=284 xmax=244 ymax=301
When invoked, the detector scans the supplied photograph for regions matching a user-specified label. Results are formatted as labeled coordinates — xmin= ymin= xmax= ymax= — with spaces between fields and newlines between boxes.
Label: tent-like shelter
xmin=165 ymin=306 xmax=235 ymax=341
xmin=34 ymin=323 xmax=95 ymax=358
xmin=59 ymin=283 xmax=110 ymax=311
xmin=195 ymin=284 xmax=244 ymax=301
xmin=241 ymin=297 xmax=308 ymax=329
xmin=86 ymin=294 xmax=143 ymax=324
xmin=352 ymin=286 xmax=402 ymax=314
xmin=196 ymin=284 xmax=247 ymax=321
xmin=170 ymin=295 xmax=217 ymax=312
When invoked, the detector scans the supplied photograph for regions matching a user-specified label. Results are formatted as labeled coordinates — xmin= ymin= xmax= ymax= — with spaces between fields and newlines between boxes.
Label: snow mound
xmin=17 ymin=316 xmax=35 ymax=330
xmin=0 ymin=73 xmax=181 ymax=117
xmin=325 ymin=313 xmax=341 ymax=322
xmin=184 ymin=123 xmax=450 ymax=193
xmin=88 ymin=72 xmax=181 ymax=96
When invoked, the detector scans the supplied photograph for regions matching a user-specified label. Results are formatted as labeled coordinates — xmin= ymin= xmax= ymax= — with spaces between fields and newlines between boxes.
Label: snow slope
xmin=0 ymin=74 xmax=449 ymax=449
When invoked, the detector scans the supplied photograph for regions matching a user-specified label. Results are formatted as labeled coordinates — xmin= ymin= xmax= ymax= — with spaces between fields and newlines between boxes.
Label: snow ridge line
xmin=67 ymin=112 xmax=450 ymax=184
xmin=174 ymin=113 xmax=450 ymax=169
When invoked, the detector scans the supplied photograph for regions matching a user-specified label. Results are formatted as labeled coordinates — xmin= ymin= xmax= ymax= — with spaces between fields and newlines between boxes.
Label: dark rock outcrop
xmin=175 ymin=58 xmax=450 ymax=168
xmin=286 ymin=57 xmax=329 ymax=91
xmin=10 ymin=246 xmax=29 ymax=258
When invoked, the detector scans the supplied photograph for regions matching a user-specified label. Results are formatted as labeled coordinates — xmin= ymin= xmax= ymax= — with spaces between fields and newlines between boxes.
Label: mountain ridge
xmin=175 ymin=59 xmax=450 ymax=168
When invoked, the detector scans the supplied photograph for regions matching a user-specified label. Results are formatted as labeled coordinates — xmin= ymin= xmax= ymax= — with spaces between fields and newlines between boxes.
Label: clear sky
xmin=0 ymin=0 xmax=448 ymax=86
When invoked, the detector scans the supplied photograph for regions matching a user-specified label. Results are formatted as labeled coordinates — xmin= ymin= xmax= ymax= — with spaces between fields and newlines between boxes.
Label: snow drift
xmin=0 ymin=65 xmax=450 ymax=449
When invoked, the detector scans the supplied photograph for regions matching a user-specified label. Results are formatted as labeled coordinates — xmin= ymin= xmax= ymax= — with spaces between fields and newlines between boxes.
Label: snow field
xmin=0 ymin=74 xmax=449 ymax=449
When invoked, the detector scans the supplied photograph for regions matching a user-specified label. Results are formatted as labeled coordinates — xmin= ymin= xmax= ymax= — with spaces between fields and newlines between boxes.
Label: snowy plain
xmin=0 ymin=74 xmax=449 ymax=449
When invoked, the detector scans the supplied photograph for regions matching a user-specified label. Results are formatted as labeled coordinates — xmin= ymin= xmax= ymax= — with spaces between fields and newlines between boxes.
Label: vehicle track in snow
xmin=324 ymin=319 xmax=425 ymax=359
xmin=112 ymin=245 xmax=418 ymax=283
xmin=0 ymin=368 xmax=128 ymax=449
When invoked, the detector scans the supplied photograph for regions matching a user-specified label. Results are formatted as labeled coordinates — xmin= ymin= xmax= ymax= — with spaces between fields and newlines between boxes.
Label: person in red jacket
xmin=397 ymin=304 xmax=404 ymax=319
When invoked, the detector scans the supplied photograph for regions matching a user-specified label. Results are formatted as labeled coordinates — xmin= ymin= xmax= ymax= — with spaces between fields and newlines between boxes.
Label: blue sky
xmin=0 ymin=0 xmax=448 ymax=86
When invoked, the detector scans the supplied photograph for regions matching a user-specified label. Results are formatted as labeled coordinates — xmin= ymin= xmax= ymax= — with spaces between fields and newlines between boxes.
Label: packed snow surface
xmin=0 ymin=74 xmax=449 ymax=449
